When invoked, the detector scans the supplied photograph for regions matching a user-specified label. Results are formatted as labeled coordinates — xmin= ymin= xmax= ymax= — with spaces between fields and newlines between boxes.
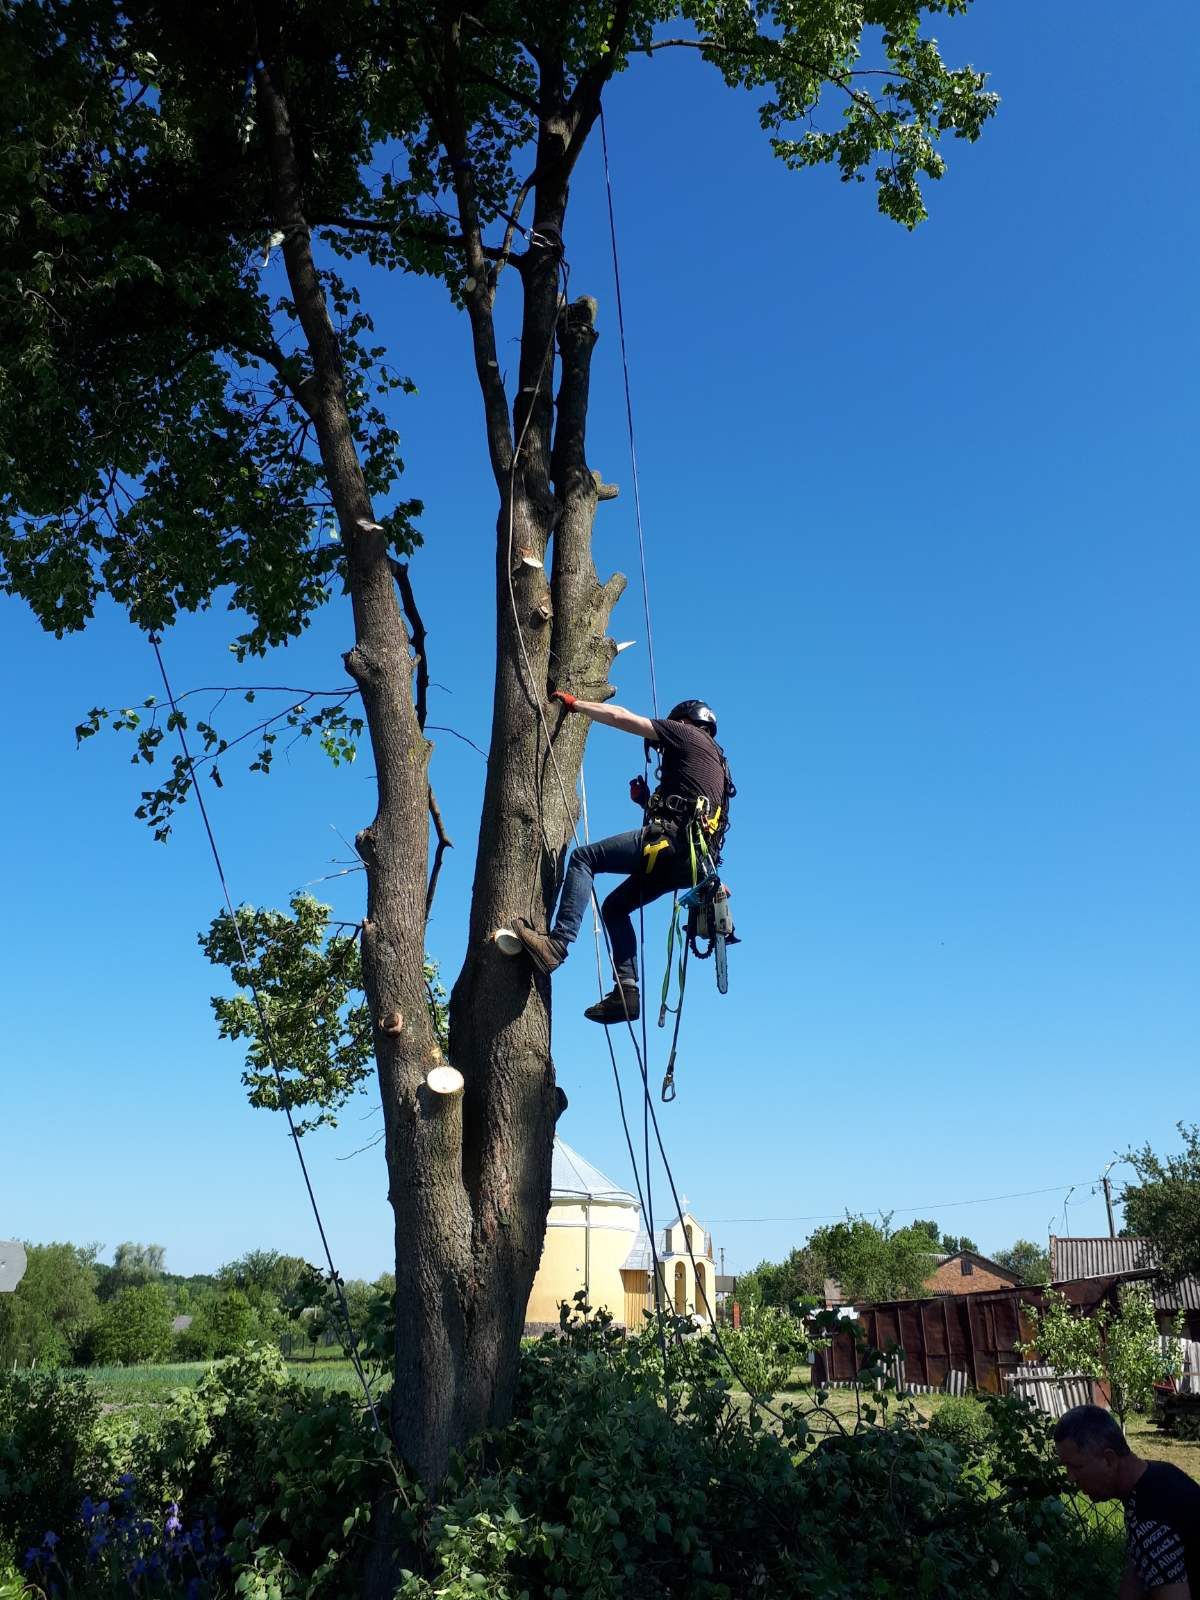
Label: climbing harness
xmin=649 ymin=791 xmax=739 ymax=1102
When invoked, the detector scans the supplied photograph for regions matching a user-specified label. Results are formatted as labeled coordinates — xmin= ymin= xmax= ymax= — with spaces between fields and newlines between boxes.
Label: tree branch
xmin=309 ymin=214 xmax=511 ymax=262
xmin=463 ymin=66 xmax=542 ymax=118
xmin=426 ymin=787 xmax=452 ymax=919
xmin=228 ymin=336 xmax=313 ymax=415
xmin=560 ymin=0 xmax=634 ymax=174
xmin=425 ymin=724 xmax=488 ymax=759
xmin=631 ymin=37 xmax=901 ymax=131
xmin=389 ymin=557 xmax=429 ymax=730
xmin=432 ymin=20 xmax=515 ymax=479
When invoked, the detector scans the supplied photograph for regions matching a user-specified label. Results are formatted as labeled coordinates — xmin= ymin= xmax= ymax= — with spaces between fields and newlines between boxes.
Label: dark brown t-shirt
xmin=649 ymin=718 xmax=729 ymax=817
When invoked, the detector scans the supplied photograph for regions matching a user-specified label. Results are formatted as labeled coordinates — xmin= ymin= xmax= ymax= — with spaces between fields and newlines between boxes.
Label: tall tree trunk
xmin=256 ymin=56 xmax=476 ymax=1486
xmin=260 ymin=16 xmax=627 ymax=1491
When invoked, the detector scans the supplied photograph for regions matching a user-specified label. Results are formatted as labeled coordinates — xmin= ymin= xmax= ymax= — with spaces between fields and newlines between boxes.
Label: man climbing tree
xmin=512 ymin=696 xmax=732 ymax=1024
xmin=0 ymin=0 xmax=997 ymax=1498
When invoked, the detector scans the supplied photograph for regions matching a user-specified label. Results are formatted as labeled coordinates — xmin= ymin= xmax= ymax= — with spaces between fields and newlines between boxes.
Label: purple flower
xmin=23 ymin=1549 xmax=41 ymax=1570
xmin=166 ymin=1503 xmax=183 ymax=1536
xmin=43 ymin=1531 xmax=58 ymax=1548
xmin=81 ymin=1496 xmax=96 ymax=1526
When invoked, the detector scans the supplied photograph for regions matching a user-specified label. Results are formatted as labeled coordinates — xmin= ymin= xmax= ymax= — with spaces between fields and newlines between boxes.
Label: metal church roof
xmin=551 ymin=1138 xmax=638 ymax=1205
xmin=621 ymin=1230 xmax=669 ymax=1273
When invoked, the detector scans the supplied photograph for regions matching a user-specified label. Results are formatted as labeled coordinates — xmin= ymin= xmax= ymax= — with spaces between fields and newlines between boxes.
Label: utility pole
xmin=1101 ymin=1161 xmax=1118 ymax=1238
xmin=720 ymin=1246 xmax=726 ymax=1279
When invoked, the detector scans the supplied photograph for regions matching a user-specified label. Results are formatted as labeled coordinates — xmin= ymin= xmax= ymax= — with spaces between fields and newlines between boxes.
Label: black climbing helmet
xmin=667 ymin=699 xmax=717 ymax=737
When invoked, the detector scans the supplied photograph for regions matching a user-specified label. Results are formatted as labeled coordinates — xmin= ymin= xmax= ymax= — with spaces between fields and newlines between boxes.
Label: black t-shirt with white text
xmin=648 ymin=718 xmax=729 ymax=819
xmin=1124 ymin=1461 xmax=1200 ymax=1593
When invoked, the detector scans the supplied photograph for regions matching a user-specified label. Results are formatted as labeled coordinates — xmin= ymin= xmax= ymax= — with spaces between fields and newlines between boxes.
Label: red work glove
xmin=552 ymin=690 xmax=578 ymax=710
xmin=629 ymin=775 xmax=650 ymax=807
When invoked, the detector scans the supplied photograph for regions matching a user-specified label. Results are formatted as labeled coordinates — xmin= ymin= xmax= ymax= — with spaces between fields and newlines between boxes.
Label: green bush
xmin=175 ymin=1289 xmax=265 ymax=1362
xmin=90 ymin=1283 xmax=174 ymax=1366
xmin=0 ymin=1369 xmax=103 ymax=1569
xmin=2 ymin=1311 xmax=1127 ymax=1598
xmin=928 ymin=1395 xmax=993 ymax=1453
xmin=389 ymin=1306 xmax=1124 ymax=1600
xmin=0 ymin=1243 xmax=99 ymax=1369
xmin=150 ymin=1343 xmax=387 ymax=1591
xmin=718 ymin=1302 xmax=807 ymax=1396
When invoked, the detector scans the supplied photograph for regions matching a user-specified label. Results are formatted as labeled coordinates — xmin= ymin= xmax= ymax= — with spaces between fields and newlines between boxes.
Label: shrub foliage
xmin=1 ymin=1305 xmax=1126 ymax=1598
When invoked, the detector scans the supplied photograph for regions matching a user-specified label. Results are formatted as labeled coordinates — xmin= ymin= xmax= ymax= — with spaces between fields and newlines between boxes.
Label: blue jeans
xmin=553 ymin=828 xmax=694 ymax=986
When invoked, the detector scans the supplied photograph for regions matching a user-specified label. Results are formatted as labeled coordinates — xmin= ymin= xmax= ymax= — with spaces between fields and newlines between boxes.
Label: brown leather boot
xmin=513 ymin=918 xmax=567 ymax=975
xmin=583 ymin=984 xmax=641 ymax=1025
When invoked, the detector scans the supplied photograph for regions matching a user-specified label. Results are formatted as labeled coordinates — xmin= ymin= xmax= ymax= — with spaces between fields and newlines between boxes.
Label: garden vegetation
xmin=2 ymin=1301 xmax=1125 ymax=1598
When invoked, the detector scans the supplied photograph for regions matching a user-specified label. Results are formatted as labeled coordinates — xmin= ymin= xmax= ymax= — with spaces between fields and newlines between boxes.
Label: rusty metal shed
xmin=811 ymin=1276 xmax=1143 ymax=1394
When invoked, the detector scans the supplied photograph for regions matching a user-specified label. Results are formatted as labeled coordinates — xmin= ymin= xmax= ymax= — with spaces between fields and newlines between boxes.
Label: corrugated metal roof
xmin=621 ymin=1227 xmax=714 ymax=1272
xmin=1050 ymin=1236 xmax=1200 ymax=1312
xmin=622 ymin=1229 xmax=668 ymax=1272
xmin=1050 ymin=1236 xmax=1156 ymax=1279
xmin=551 ymin=1138 xmax=637 ymax=1205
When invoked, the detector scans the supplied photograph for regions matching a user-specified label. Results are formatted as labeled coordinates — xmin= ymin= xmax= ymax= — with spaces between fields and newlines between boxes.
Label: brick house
xmin=924 ymin=1250 xmax=1022 ymax=1296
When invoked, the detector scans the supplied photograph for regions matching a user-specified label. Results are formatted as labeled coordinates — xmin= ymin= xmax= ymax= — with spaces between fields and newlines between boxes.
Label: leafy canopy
xmin=1122 ymin=1123 xmax=1200 ymax=1282
xmin=993 ymin=1239 xmax=1050 ymax=1286
xmin=0 ymin=1244 xmax=100 ymax=1369
xmin=200 ymin=893 xmax=449 ymax=1132
xmin=1 ymin=0 xmax=996 ymax=659
xmin=742 ymin=1214 xmax=939 ymax=1306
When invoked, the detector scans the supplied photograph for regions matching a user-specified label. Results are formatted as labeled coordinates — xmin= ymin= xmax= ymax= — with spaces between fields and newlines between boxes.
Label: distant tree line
xmin=0 ymin=1241 xmax=391 ymax=1369
xmin=734 ymin=1217 xmax=1051 ymax=1312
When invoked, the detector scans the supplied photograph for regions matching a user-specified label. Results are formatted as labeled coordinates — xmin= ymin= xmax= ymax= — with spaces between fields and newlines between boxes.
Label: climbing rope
xmin=594 ymin=121 xmax=796 ymax=1421
xmin=600 ymin=105 xmax=659 ymax=722
xmin=492 ymin=157 xmax=775 ymax=1416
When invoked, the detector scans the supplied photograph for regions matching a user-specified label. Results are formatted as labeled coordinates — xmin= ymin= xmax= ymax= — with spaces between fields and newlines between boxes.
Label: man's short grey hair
xmin=1052 ymin=1404 xmax=1130 ymax=1456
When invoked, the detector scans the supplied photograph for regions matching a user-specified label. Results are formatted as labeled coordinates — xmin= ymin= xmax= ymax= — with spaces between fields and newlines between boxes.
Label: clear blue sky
xmin=2 ymin=2 xmax=1196 ymax=1280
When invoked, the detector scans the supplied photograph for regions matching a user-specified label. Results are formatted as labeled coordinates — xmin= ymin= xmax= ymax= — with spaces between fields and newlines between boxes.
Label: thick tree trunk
xmin=260 ymin=20 xmax=628 ymax=1495
xmin=447 ymin=288 xmax=625 ymax=1437
xmin=256 ymin=58 xmax=480 ymax=1487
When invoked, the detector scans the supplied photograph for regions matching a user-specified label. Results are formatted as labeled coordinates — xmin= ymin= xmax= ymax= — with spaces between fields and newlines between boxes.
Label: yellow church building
xmin=525 ymin=1138 xmax=717 ymax=1332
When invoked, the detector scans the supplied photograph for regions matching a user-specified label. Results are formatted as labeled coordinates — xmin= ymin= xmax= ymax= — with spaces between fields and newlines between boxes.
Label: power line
xmin=702 ymin=1180 xmax=1096 ymax=1226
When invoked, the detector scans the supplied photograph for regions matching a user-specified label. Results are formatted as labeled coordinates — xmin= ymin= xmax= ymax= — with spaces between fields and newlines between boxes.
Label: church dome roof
xmin=551 ymin=1137 xmax=638 ymax=1206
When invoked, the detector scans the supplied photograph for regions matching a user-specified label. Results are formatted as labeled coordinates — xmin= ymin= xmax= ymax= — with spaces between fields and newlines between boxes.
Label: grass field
xmin=68 ymin=1359 xmax=369 ymax=1408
